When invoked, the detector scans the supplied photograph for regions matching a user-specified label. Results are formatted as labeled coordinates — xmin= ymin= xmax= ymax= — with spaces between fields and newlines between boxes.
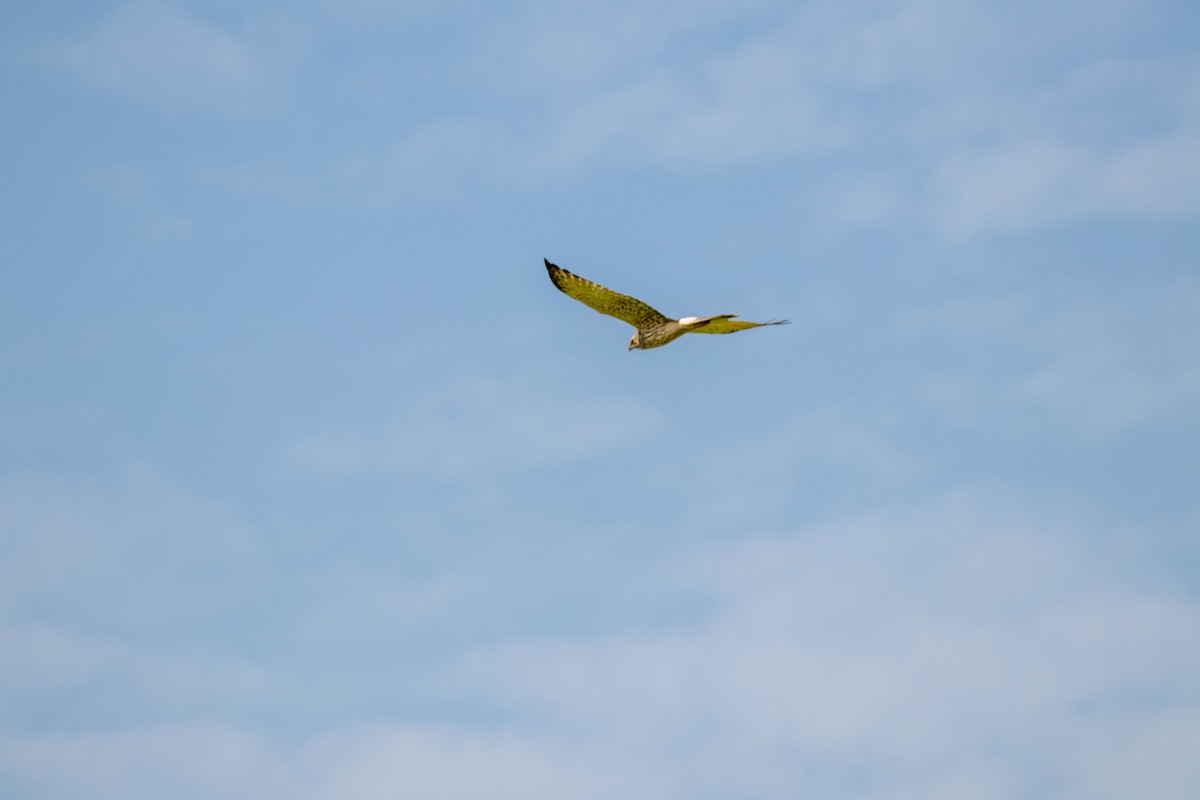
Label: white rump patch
xmin=679 ymin=316 xmax=700 ymax=324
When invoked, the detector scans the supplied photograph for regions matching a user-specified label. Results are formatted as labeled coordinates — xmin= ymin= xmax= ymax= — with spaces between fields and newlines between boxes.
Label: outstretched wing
xmin=545 ymin=259 xmax=671 ymax=329
xmin=689 ymin=316 xmax=790 ymax=334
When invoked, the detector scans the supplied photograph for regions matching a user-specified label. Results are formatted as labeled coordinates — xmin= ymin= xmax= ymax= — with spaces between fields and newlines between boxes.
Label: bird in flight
xmin=545 ymin=258 xmax=788 ymax=350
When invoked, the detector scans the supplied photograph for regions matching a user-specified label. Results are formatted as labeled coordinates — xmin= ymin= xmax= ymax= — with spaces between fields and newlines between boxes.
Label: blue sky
xmin=2 ymin=1 xmax=1199 ymax=797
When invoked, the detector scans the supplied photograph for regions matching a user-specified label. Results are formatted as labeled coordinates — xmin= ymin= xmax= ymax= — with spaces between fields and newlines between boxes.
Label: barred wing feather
xmin=544 ymin=259 xmax=670 ymax=329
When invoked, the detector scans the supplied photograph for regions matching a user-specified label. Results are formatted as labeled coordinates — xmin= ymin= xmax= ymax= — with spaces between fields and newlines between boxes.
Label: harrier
xmin=545 ymin=258 xmax=788 ymax=350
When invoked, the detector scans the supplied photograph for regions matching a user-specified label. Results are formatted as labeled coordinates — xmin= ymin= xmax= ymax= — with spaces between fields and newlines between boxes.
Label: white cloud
xmin=0 ymin=725 xmax=299 ymax=800
xmin=1008 ymin=288 xmax=1200 ymax=438
xmin=0 ymin=466 xmax=262 ymax=634
xmin=537 ymin=26 xmax=855 ymax=169
xmin=925 ymin=140 xmax=1091 ymax=241
xmin=305 ymin=726 xmax=655 ymax=800
xmin=45 ymin=2 xmax=266 ymax=113
xmin=652 ymin=408 xmax=925 ymax=527
xmin=282 ymin=375 xmax=661 ymax=482
xmin=48 ymin=0 xmax=1188 ymax=237
xmin=817 ymin=11 xmax=1200 ymax=239
xmin=922 ymin=125 xmax=1200 ymax=242
xmin=900 ymin=280 xmax=1200 ymax=438
xmin=382 ymin=0 xmax=1199 ymax=239
xmin=0 ymin=723 xmax=658 ymax=800
xmin=2 ymin=465 xmax=1195 ymax=799
xmin=458 ymin=490 xmax=1200 ymax=798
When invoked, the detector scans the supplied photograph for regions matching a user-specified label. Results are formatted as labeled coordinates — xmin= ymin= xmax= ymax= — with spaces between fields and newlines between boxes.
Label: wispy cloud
xmin=305 ymin=725 xmax=651 ymax=800
xmin=44 ymin=2 xmax=268 ymax=114
xmin=458 ymin=489 xmax=1200 ymax=798
xmin=381 ymin=0 xmax=1200 ymax=239
xmin=2 ymin=469 xmax=1196 ymax=798
xmin=650 ymin=408 xmax=926 ymax=527
xmin=0 ymin=724 xmax=298 ymax=800
xmin=282 ymin=375 xmax=662 ymax=483
xmin=919 ymin=106 xmax=1200 ymax=240
xmin=0 ymin=466 xmax=262 ymax=635
xmin=899 ymin=279 xmax=1200 ymax=438
xmin=48 ymin=1 xmax=1192 ymax=236
xmin=0 ymin=722 xmax=654 ymax=800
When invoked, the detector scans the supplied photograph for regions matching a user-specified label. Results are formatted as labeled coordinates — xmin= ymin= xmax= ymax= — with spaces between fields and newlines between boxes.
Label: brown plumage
xmin=544 ymin=259 xmax=788 ymax=350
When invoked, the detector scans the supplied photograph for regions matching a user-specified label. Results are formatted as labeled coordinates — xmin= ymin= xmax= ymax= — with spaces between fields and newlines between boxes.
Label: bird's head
xmin=627 ymin=332 xmax=640 ymax=351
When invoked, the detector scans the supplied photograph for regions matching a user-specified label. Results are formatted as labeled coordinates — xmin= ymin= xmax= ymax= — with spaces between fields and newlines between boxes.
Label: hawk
xmin=545 ymin=258 xmax=789 ymax=350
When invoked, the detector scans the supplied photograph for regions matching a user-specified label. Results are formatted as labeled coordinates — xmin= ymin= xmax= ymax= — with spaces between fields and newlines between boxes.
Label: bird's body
xmin=544 ymin=259 xmax=788 ymax=350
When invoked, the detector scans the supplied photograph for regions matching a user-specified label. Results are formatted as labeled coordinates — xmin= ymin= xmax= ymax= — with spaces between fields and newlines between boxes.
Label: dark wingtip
xmin=544 ymin=258 xmax=568 ymax=292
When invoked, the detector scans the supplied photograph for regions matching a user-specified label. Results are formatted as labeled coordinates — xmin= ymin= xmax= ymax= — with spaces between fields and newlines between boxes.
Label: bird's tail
xmin=680 ymin=314 xmax=736 ymax=330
